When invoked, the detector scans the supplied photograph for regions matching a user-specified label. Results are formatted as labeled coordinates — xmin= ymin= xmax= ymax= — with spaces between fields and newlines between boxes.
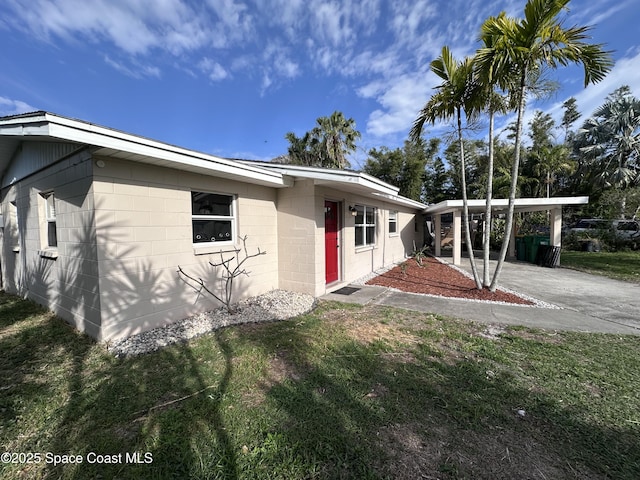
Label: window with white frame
xmin=389 ymin=210 xmax=398 ymax=235
xmin=191 ymin=192 xmax=235 ymax=244
xmin=42 ymin=192 xmax=57 ymax=248
xmin=355 ymin=205 xmax=376 ymax=247
xmin=9 ymin=200 xmax=19 ymax=245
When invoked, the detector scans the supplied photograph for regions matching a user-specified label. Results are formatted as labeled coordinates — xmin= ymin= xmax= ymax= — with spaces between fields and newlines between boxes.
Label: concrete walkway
xmin=321 ymin=257 xmax=640 ymax=335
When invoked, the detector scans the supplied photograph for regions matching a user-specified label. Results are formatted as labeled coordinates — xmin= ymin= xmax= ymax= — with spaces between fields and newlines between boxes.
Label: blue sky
xmin=1 ymin=0 xmax=638 ymax=169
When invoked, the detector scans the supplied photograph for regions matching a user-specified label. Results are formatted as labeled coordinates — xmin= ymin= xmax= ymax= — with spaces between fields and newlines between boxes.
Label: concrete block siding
xmin=0 ymin=113 xmax=424 ymax=342
xmin=1 ymin=152 xmax=421 ymax=342
xmin=0 ymin=149 xmax=102 ymax=337
xmin=92 ymin=157 xmax=279 ymax=341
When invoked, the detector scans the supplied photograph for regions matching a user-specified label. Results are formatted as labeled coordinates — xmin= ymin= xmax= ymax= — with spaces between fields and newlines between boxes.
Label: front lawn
xmin=561 ymin=249 xmax=640 ymax=283
xmin=1 ymin=293 xmax=639 ymax=479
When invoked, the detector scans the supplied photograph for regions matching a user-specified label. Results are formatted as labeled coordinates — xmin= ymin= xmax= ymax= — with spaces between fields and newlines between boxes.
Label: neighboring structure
xmin=0 ymin=112 xmax=425 ymax=341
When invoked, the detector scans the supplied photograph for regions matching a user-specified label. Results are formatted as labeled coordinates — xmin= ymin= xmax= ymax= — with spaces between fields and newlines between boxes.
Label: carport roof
xmin=424 ymin=196 xmax=589 ymax=215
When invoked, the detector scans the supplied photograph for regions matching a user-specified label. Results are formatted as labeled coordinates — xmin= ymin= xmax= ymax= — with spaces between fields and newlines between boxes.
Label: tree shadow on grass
xmin=2 ymin=299 xmax=639 ymax=479
xmin=236 ymin=313 xmax=640 ymax=480
xmin=0 ymin=295 xmax=240 ymax=480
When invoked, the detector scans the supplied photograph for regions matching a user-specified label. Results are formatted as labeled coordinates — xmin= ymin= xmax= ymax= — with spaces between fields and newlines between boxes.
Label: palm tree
xmin=284 ymin=111 xmax=361 ymax=168
xmin=530 ymin=144 xmax=574 ymax=197
xmin=575 ymin=86 xmax=640 ymax=193
xmin=475 ymin=0 xmax=612 ymax=292
xmin=473 ymin=34 xmax=518 ymax=287
xmin=312 ymin=111 xmax=361 ymax=169
xmin=411 ymin=46 xmax=483 ymax=289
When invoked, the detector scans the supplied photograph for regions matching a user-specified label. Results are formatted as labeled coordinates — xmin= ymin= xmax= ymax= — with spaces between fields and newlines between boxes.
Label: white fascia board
xmin=424 ymin=196 xmax=589 ymax=215
xmin=42 ymin=115 xmax=286 ymax=187
xmin=0 ymin=121 xmax=51 ymax=137
xmin=248 ymin=162 xmax=400 ymax=196
xmin=371 ymin=192 xmax=427 ymax=210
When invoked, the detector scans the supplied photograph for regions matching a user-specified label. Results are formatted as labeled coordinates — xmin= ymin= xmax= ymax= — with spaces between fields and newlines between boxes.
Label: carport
xmin=425 ymin=196 xmax=589 ymax=265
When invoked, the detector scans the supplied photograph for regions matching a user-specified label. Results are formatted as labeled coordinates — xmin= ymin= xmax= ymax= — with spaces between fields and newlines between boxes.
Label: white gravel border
xmin=108 ymin=290 xmax=316 ymax=358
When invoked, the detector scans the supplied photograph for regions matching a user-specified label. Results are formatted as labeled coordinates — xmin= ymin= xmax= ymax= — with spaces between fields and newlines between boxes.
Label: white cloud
xmin=567 ymin=49 xmax=640 ymax=119
xmin=0 ymin=97 xmax=38 ymax=116
xmin=104 ymin=55 xmax=161 ymax=79
xmin=360 ymin=71 xmax=436 ymax=138
xmin=531 ymin=48 xmax=640 ymax=134
xmin=6 ymin=0 xmax=177 ymax=54
xmin=199 ymin=58 xmax=229 ymax=81
xmin=257 ymin=42 xmax=300 ymax=92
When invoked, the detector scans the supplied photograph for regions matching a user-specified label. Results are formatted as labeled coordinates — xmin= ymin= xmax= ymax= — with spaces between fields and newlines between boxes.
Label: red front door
xmin=324 ymin=201 xmax=339 ymax=284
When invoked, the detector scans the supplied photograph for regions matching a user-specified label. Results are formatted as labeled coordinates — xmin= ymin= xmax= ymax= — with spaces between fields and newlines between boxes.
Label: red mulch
xmin=366 ymin=256 xmax=534 ymax=305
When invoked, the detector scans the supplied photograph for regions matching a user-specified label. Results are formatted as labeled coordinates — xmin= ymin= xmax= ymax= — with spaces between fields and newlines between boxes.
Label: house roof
xmin=0 ymin=111 xmax=426 ymax=211
xmin=0 ymin=111 xmax=288 ymax=188
xmin=238 ymin=160 xmax=427 ymax=210
xmin=424 ymin=196 xmax=589 ymax=215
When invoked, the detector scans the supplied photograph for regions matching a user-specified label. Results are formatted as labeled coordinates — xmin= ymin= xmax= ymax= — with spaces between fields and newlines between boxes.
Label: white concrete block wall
xmin=315 ymin=186 xmax=420 ymax=291
xmin=276 ymin=179 xmax=319 ymax=295
xmin=92 ymin=157 xmax=279 ymax=341
xmin=0 ymin=150 xmax=103 ymax=338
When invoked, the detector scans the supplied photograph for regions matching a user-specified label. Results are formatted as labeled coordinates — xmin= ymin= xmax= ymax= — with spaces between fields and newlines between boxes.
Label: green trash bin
xmin=523 ymin=235 xmax=534 ymax=263
xmin=516 ymin=236 xmax=526 ymax=261
xmin=528 ymin=235 xmax=550 ymax=263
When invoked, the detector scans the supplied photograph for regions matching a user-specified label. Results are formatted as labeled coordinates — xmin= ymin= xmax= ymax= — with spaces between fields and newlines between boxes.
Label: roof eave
xmin=0 ymin=112 xmax=288 ymax=188
xmin=424 ymin=196 xmax=590 ymax=215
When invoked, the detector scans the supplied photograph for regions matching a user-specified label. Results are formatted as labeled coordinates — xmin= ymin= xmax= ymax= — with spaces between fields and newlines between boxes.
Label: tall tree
xmin=474 ymin=29 xmax=519 ymax=288
xmin=561 ymin=97 xmax=581 ymax=143
xmin=314 ymin=111 xmax=361 ymax=169
xmin=364 ymin=138 xmax=440 ymax=201
xmin=411 ymin=46 xmax=483 ymax=289
xmin=574 ymin=86 xmax=640 ymax=194
xmin=424 ymin=156 xmax=451 ymax=204
xmin=475 ymin=0 xmax=612 ymax=292
xmin=522 ymin=110 xmax=573 ymax=198
xmin=284 ymin=111 xmax=361 ymax=169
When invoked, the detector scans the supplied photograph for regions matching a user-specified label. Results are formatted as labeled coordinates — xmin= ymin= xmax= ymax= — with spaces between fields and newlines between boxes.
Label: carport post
xmin=508 ymin=219 xmax=516 ymax=258
xmin=550 ymin=207 xmax=562 ymax=264
xmin=434 ymin=214 xmax=442 ymax=257
xmin=453 ymin=210 xmax=461 ymax=265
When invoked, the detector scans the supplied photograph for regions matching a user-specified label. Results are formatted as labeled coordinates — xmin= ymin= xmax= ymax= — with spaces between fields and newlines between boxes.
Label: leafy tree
xmin=443 ymin=139 xmax=486 ymax=199
xmin=475 ymin=0 xmax=612 ymax=291
xmin=574 ymin=86 xmax=640 ymax=195
xmin=561 ymin=97 xmax=581 ymax=143
xmin=364 ymin=138 xmax=440 ymax=202
xmin=521 ymin=110 xmax=575 ymax=198
xmin=364 ymin=146 xmax=404 ymax=186
xmin=423 ymin=155 xmax=451 ymax=204
xmin=411 ymin=46 xmax=483 ymax=289
xmin=284 ymin=111 xmax=361 ymax=169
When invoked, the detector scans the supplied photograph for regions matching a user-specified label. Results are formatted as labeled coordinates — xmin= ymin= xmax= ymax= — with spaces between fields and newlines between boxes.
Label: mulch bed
xmin=366 ymin=256 xmax=534 ymax=306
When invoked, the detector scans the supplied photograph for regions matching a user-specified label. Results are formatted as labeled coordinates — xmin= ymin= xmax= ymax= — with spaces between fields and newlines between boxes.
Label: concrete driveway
xmin=322 ymin=257 xmax=640 ymax=335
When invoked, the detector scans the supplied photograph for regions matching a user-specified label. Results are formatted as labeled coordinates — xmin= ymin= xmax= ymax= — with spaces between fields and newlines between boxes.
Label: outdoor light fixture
xmin=349 ymin=205 xmax=358 ymax=216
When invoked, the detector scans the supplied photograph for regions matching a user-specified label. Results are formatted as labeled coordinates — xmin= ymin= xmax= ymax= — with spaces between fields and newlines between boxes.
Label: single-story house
xmin=0 ymin=112 xmax=425 ymax=341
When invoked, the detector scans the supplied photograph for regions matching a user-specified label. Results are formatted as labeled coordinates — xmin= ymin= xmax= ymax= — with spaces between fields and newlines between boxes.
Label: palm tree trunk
xmin=458 ymin=109 xmax=482 ymax=289
xmin=483 ymin=109 xmax=495 ymax=288
xmin=490 ymin=75 xmax=526 ymax=292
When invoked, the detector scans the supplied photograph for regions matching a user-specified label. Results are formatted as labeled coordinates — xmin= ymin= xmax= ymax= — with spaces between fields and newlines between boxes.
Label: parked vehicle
xmin=612 ymin=219 xmax=640 ymax=245
xmin=568 ymin=218 xmax=640 ymax=250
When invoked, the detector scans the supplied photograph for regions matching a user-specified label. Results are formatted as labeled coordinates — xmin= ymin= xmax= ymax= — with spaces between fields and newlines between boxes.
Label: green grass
xmin=561 ymin=250 xmax=640 ymax=283
xmin=1 ymin=294 xmax=640 ymax=479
